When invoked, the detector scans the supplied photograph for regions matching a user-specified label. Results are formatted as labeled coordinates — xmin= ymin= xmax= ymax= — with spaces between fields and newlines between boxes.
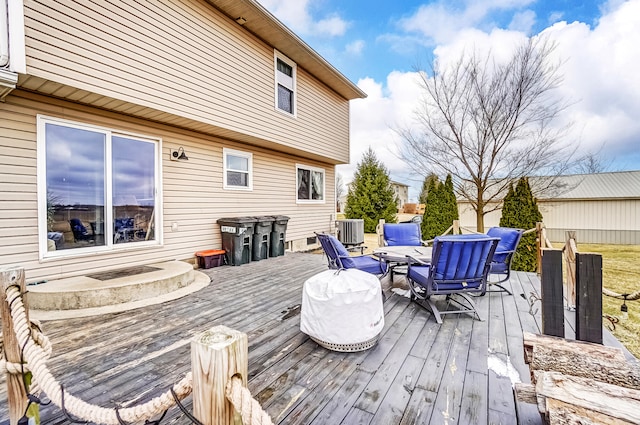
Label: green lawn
xmin=577 ymin=243 xmax=640 ymax=359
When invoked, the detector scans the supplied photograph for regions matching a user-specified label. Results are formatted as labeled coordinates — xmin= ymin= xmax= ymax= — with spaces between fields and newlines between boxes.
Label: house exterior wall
xmin=458 ymin=199 xmax=640 ymax=244
xmin=391 ymin=183 xmax=409 ymax=211
xmin=0 ymin=91 xmax=336 ymax=281
xmin=21 ymin=0 xmax=350 ymax=163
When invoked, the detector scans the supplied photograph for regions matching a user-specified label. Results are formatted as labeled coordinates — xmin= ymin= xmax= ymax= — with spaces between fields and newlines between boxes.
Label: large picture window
xmin=38 ymin=116 xmax=159 ymax=258
xmin=223 ymin=148 xmax=252 ymax=190
xmin=275 ymin=51 xmax=296 ymax=115
xmin=296 ymin=164 xmax=324 ymax=203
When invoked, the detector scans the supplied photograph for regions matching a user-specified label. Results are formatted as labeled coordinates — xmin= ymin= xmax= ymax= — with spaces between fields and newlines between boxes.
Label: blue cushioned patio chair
xmin=69 ymin=218 xmax=93 ymax=242
xmin=382 ymin=223 xmax=425 ymax=246
xmin=484 ymin=227 xmax=524 ymax=295
xmin=406 ymin=234 xmax=499 ymax=323
xmin=382 ymin=223 xmax=426 ymax=281
xmin=316 ymin=233 xmax=387 ymax=276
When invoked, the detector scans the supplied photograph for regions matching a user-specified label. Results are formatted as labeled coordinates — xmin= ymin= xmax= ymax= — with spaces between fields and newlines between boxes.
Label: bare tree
xmin=398 ymin=37 xmax=584 ymax=232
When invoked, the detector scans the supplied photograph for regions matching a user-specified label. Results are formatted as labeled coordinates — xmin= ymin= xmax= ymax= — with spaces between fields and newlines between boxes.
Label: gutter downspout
xmin=0 ymin=0 xmax=9 ymax=66
xmin=0 ymin=0 xmax=20 ymax=101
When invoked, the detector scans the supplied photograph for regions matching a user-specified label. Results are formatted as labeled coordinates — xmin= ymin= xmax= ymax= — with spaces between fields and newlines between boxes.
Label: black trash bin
xmin=269 ymin=215 xmax=290 ymax=257
xmin=252 ymin=216 xmax=275 ymax=261
xmin=217 ymin=217 xmax=256 ymax=266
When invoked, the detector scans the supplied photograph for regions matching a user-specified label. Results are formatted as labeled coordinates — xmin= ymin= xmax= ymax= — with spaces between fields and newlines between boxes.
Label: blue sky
xmin=259 ymin=0 xmax=640 ymax=201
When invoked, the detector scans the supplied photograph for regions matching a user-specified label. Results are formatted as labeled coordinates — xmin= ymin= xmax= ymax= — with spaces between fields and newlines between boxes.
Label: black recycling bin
xmin=269 ymin=215 xmax=290 ymax=257
xmin=217 ymin=217 xmax=256 ymax=266
xmin=252 ymin=216 xmax=275 ymax=261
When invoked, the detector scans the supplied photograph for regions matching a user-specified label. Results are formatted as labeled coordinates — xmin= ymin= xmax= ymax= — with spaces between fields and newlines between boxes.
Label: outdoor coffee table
xmin=373 ymin=246 xmax=433 ymax=281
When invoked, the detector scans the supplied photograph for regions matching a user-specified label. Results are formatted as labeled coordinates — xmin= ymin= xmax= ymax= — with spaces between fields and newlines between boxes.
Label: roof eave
xmin=205 ymin=0 xmax=366 ymax=101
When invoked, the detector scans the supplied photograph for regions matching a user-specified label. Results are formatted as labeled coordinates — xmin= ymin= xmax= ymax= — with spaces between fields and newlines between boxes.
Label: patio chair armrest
xmin=346 ymin=245 xmax=367 ymax=254
xmin=405 ymin=255 xmax=429 ymax=266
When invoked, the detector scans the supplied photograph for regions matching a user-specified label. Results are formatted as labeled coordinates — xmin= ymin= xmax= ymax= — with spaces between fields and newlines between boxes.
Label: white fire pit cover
xmin=300 ymin=268 xmax=384 ymax=351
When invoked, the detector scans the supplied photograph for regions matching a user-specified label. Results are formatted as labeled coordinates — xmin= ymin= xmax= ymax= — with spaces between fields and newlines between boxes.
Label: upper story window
xmin=37 ymin=116 xmax=160 ymax=259
xmin=296 ymin=164 xmax=324 ymax=203
xmin=275 ymin=51 xmax=296 ymax=116
xmin=223 ymin=148 xmax=252 ymax=190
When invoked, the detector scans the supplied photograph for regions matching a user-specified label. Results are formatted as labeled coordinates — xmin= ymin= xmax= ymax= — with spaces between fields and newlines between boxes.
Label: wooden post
xmin=452 ymin=220 xmax=460 ymax=235
xmin=191 ymin=326 xmax=248 ymax=425
xmin=541 ymin=249 xmax=565 ymax=338
xmin=0 ymin=267 xmax=30 ymax=425
xmin=535 ymin=222 xmax=543 ymax=275
xmin=575 ymin=252 xmax=603 ymax=344
xmin=564 ymin=231 xmax=577 ymax=309
xmin=376 ymin=219 xmax=385 ymax=247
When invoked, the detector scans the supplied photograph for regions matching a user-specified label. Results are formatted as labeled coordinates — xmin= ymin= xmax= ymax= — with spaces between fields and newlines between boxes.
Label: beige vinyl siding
xmin=22 ymin=0 xmax=350 ymax=163
xmin=458 ymin=199 xmax=640 ymax=244
xmin=0 ymin=91 xmax=336 ymax=281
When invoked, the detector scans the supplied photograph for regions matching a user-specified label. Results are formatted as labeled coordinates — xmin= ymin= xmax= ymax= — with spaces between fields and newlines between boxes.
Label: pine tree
xmin=499 ymin=177 xmax=543 ymax=271
xmin=345 ymin=148 xmax=398 ymax=233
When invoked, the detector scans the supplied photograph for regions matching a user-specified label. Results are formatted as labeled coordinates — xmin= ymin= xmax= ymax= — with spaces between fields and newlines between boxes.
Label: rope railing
xmin=1 ymin=279 xmax=274 ymax=425
xmin=559 ymin=232 xmax=639 ymax=314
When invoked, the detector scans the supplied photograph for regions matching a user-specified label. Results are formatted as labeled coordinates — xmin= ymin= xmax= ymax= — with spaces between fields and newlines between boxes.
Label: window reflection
xmin=43 ymin=120 xmax=157 ymax=253
xmin=45 ymin=124 xmax=106 ymax=250
xmin=112 ymin=137 xmax=155 ymax=244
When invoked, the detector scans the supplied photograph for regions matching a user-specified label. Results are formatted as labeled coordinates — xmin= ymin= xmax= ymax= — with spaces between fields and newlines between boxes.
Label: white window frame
xmin=274 ymin=50 xmax=297 ymax=117
xmin=223 ymin=148 xmax=253 ymax=191
xmin=37 ymin=115 xmax=162 ymax=260
xmin=296 ymin=164 xmax=325 ymax=204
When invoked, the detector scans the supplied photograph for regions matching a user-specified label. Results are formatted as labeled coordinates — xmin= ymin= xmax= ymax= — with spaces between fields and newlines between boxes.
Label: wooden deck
xmin=0 ymin=252 xmax=626 ymax=424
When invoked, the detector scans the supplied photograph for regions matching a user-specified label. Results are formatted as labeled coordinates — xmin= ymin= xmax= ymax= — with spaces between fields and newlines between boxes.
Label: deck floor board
xmin=0 ymin=252 xmax=624 ymax=424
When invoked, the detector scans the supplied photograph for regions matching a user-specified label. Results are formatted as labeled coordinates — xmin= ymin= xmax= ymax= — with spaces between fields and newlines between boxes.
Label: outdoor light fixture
xmin=235 ymin=17 xmax=247 ymax=25
xmin=170 ymin=147 xmax=189 ymax=161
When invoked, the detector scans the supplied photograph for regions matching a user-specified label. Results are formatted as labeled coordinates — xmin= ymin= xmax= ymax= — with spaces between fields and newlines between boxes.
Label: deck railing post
xmin=0 ymin=267 xmax=31 ymax=425
xmin=452 ymin=220 xmax=460 ymax=235
xmin=376 ymin=219 xmax=385 ymax=247
xmin=535 ymin=222 xmax=543 ymax=274
xmin=540 ymin=249 xmax=565 ymax=338
xmin=191 ymin=325 xmax=248 ymax=425
xmin=575 ymin=252 xmax=603 ymax=344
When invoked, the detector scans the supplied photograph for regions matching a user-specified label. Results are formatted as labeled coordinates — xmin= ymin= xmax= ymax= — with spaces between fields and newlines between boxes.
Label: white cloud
xmin=346 ymin=0 xmax=640 ymax=199
xmin=541 ymin=0 xmax=640 ymax=161
xmin=345 ymin=40 xmax=365 ymax=56
xmin=508 ymin=10 xmax=536 ymax=33
xmin=397 ymin=0 xmax=536 ymax=45
xmin=258 ymin=0 xmax=348 ymax=37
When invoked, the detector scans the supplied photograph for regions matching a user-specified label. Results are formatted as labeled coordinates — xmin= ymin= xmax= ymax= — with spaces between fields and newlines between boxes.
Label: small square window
xmin=224 ymin=148 xmax=252 ymax=190
xmin=275 ymin=51 xmax=296 ymax=116
xmin=296 ymin=164 xmax=324 ymax=203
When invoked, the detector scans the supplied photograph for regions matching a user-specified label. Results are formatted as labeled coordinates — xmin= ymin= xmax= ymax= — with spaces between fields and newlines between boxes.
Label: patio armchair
xmin=69 ymin=218 xmax=93 ymax=242
xmin=406 ymin=234 xmax=499 ymax=323
xmin=382 ymin=223 xmax=426 ymax=281
xmin=484 ymin=227 xmax=524 ymax=295
xmin=382 ymin=223 xmax=425 ymax=246
xmin=315 ymin=233 xmax=387 ymax=276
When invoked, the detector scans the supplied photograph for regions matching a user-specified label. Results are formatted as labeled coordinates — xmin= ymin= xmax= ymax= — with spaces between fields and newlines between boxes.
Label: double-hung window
xmin=275 ymin=51 xmax=296 ymax=115
xmin=38 ymin=116 xmax=159 ymax=258
xmin=223 ymin=148 xmax=252 ymax=190
xmin=296 ymin=164 xmax=324 ymax=203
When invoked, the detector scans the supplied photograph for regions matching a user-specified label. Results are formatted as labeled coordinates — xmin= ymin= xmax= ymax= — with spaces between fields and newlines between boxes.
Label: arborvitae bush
xmin=499 ymin=177 xmax=543 ymax=271
xmin=421 ymin=174 xmax=459 ymax=240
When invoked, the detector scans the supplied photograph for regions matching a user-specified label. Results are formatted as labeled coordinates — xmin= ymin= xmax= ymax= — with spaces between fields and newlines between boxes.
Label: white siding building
xmin=458 ymin=171 xmax=640 ymax=244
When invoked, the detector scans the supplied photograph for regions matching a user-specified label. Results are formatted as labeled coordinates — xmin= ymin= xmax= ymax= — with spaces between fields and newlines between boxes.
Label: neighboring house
xmin=390 ymin=181 xmax=409 ymax=212
xmin=0 ymin=0 xmax=365 ymax=281
xmin=339 ymin=180 xmax=408 ymax=213
xmin=458 ymin=171 xmax=640 ymax=244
